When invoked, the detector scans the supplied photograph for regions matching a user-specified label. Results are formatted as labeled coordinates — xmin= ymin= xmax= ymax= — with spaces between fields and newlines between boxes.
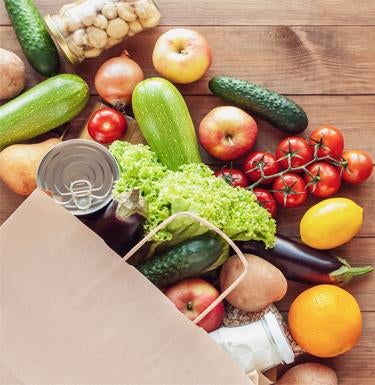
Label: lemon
xmin=300 ymin=197 xmax=363 ymax=249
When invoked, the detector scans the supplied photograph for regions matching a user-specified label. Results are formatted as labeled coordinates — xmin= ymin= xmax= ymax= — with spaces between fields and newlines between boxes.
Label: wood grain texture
xmin=0 ymin=1 xmax=374 ymax=383
xmin=2 ymin=25 xmax=375 ymax=95
xmin=1 ymin=0 xmax=375 ymax=26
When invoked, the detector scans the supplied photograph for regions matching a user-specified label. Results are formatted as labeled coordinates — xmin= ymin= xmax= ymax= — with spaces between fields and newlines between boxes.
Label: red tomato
xmin=215 ymin=168 xmax=249 ymax=188
xmin=342 ymin=150 xmax=374 ymax=184
xmin=272 ymin=173 xmax=308 ymax=208
xmin=253 ymin=188 xmax=278 ymax=218
xmin=309 ymin=125 xmax=344 ymax=158
xmin=304 ymin=162 xmax=341 ymax=198
xmin=275 ymin=137 xmax=313 ymax=170
xmin=88 ymin=107 xmax=127 ymax=144
xmin=243 ymin=151 xmax=280 ymax=184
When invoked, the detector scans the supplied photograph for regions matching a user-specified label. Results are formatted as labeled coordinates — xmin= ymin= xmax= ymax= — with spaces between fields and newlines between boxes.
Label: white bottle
xmin=210 ymin=311 xmax=294 ymax=374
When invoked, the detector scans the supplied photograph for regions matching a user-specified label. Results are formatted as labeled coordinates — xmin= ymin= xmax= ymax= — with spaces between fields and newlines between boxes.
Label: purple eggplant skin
xmin=88 ymin=189 xmax=146 ymax=257
xmin=236 ymin=234 xmax=373 ymax=285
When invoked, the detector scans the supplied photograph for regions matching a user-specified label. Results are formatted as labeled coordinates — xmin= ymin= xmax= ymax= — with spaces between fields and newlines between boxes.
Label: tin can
xmin=37 ymin=139 xmax=119 ymax=216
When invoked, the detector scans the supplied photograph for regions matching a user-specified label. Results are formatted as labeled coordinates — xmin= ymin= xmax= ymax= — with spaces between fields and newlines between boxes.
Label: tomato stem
xmin=247 ymin=143 xmax=344 ymax=190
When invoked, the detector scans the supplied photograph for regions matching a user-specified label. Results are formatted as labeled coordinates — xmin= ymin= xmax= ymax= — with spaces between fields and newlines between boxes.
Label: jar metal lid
xmin=37 ymin=139 xmax=119 ymax=216
xmin=44 ymin=14 xmax=81 ymax=65
xmin=264 ymin=312 xmax=295 ymax=364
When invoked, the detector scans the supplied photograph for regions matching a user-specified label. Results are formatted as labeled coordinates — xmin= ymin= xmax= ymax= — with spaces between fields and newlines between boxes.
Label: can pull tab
xmin=70 ymin=179 xmax=93 ymax=210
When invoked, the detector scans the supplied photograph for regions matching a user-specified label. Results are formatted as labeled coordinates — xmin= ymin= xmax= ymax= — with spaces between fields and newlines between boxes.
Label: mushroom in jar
xmin=94 ymin=14 xmax=109 ymax=29
xmin=87 ymin=26 xmax=108 ymax=49
xmin=129 ymin=20 xmax=143 ymax=34
xmin=134 ymin=0 xmax=153 ymax=19
xmin=91 ymin=0 xmax=106 ymax=11
xmin=71 ymin=28 xmax=88 ymax=46
xmin=106 ymin=18 xmax=129 ymax=39
xmin=139 ymin=11 xmax=161 ymax=28
xmin=82 ymin=13 xmax=96 ymax=27
xmin=65 ymin=14 xmax=83 ymax=32
xmin=101 ymin=3 xmax=118 ymax=20
xmin=117 ymin=3 xmax=137 ymax=22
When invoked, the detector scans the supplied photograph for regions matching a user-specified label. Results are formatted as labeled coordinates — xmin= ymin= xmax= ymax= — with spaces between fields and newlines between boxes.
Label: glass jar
xmin=209 ymin=311 xmax=295 ymax=374
xmin=45 ymin=0 xmax=161 ymax=64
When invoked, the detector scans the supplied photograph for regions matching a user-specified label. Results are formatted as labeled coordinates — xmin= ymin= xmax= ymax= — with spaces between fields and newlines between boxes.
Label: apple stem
xmin=226 ymin=135 xmax=234 ymax=146
xmin=187 ymin=300 xmax=193 ymax=311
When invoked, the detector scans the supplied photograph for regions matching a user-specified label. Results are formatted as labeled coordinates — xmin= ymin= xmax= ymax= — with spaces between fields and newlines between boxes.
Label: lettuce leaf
xmin=110 ymin=141 xmax=276 ymax=257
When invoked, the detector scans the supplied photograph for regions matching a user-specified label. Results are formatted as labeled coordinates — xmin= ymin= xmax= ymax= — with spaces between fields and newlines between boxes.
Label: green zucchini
xmin=0 ymin=74 xmax=89 ymax=149
xmin=5 ymin=0 xmax=60 ymax=76
xmin=132 ymin=77 xmax=202 ymax=171
xmin=136 ymin=235 xmax=222 ymax=288
xmin=209 ymin=76 xmax=308 ymax=134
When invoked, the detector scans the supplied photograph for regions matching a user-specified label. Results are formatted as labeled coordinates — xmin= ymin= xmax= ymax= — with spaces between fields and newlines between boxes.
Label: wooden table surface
xmin=1 ymin=1 xmax=374 ymax=383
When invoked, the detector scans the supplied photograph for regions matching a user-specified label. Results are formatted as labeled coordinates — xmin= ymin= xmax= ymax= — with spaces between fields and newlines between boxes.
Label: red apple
xmin=164 ymin=278 xmax=224 ymax=333
xmin=199 ymin=106 xmax=258 ymax=161
xmin=152 ymin=28 xmax=212 ymax=84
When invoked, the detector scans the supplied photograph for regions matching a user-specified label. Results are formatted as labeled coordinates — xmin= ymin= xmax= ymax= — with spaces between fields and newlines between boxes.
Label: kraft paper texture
xmin=0 ymin=190 xmax=272 ymax=385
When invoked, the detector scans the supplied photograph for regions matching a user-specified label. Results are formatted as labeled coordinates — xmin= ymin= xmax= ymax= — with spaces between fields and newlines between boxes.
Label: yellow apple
xmin=152 ymin=28 xmax=212 ymax=84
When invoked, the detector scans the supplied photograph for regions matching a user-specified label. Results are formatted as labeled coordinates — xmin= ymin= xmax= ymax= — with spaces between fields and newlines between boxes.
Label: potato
xmin=220 ymin=253 xmax=287 ymax=312
xmin=0 ymin=48 xmax=25 ymax=100
xmin=277 ymin=363 xmax=338 ymax=385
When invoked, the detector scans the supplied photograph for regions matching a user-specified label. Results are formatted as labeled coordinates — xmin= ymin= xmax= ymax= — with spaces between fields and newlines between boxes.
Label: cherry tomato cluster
xmin=215 ymin=125 xmax=373 ymax=217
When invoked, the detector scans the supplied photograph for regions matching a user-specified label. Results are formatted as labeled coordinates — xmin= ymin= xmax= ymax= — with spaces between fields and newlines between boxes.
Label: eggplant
xmin=236 ymin=234 xmax=373 ymax=285
xmin=88 ymin=189 xmax=146 ymax=257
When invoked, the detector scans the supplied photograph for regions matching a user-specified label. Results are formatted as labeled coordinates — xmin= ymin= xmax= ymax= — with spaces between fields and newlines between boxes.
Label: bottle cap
xmin=264 ymin=311 xmax=294 ymax=364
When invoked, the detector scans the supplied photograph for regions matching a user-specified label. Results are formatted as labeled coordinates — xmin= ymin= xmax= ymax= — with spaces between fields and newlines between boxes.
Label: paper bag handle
xmin=123 ymin=212 xmax=249 ymax=325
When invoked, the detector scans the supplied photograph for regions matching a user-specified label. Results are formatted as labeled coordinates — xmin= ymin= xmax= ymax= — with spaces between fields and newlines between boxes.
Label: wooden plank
xmin=2 ymin=0 xmax=375 ymax=26
xmin=277 ymin=312 xmax=375 ymax=385
xmin=1 ymin=95 xmax=374 ymax=236
xmin=2 ymin=25 xmax=375 ymax=95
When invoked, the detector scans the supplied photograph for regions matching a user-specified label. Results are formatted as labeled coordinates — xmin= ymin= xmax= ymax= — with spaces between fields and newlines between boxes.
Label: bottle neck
xmin=261 ymin=312 xmax=295 ymax=365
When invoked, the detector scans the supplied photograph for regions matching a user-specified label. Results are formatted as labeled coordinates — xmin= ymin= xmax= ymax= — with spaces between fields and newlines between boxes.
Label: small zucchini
xmin=136 ymin=235 xmax=222 ymax=288
xmin=0 ymin=74 xmax=89 ymax=149
xmin=209 ymin=76 xmax=308 ymax=134
xmin=132 ymin=77 xmax=202 ymax=171
xmin=5 ymin=0 xmax=60 ymax=76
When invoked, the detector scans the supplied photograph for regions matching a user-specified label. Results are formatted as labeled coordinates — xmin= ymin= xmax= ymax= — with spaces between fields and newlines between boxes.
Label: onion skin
xmin=94 ymin=51 xmax=144 ymax=105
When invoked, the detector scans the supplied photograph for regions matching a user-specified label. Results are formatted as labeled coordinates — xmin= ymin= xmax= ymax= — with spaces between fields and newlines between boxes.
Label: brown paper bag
xmin=0 ymin=190 xmax=273 ymax=385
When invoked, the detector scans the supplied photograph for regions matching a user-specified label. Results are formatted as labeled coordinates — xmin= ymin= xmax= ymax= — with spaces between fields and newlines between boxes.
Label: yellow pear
xmin=0 ymin=138 xmax=61 ymax=196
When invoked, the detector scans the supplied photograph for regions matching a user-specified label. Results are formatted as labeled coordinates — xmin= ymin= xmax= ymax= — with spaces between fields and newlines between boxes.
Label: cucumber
xmin=0 ymin=74 xmax=89 ymax=149
xmin=136 ymin=235 xmax=222 ymax=288
xmin=209 ymin=76 xmax=308 ymax=134
xmin=132 ymin=77 xmax=202 ymax=171
xmin=5 ymin=0 xmax=60 ymax=76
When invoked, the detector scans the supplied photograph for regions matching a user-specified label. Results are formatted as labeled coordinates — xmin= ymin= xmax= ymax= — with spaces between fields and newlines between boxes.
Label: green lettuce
xmin=110 ymin=141 xmax=276 ymax=264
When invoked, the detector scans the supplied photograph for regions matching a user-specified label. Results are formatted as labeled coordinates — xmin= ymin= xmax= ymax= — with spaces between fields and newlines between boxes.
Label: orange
xmin=288 ymin=285 xmax=362 ymax=358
